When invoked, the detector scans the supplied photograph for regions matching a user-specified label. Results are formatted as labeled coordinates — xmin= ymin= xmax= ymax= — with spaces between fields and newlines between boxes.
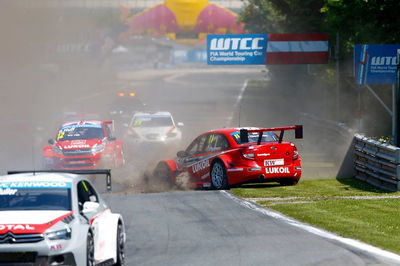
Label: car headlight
xmin=53 ymin=146 xmax=63 ymax=155
xmin=46 ymin=228 xmax=71 ymax=240
xmin=91 ymin=144 xmax=104 ymax=154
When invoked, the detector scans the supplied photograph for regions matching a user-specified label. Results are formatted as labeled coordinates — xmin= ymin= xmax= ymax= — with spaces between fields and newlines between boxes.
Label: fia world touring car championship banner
xmin=207 ymin=33 xmax=329 ymax=65
xmin=207 ymin=34 xmax=268 ymax=65
xmin=354 ymin=44 xmax=400 ymax=85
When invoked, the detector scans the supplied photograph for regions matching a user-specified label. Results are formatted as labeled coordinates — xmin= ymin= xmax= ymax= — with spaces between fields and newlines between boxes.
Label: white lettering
xmin=371 ymin=56 xmax=397 ymax=66
xmin=265 ymin=167 xmax=290 ymax=174
xmin=0 ymin=188 xmax=17 ymax=195
xmin=0 ymin=224 xmax=36 ymax=231
xmin=192 ymin=160 xmax=210 ymax=173
xmin=210 ymin=37 xmax=265 ymax=51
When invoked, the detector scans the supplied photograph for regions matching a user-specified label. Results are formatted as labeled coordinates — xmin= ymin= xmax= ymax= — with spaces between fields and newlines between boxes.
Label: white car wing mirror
xmin=82 ymin=201 xmax=100 ymax=214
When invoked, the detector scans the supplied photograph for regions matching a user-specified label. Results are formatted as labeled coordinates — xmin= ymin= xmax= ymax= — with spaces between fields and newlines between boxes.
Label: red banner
xmin=266 ymin=33 xmax=329 ymax=64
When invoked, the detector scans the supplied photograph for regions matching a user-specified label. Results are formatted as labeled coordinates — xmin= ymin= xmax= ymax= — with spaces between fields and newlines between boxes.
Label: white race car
xmin=125 ymin=112 xmax=183 ymax=145
xmin=0 ymin=170 xmax=125 ymax=266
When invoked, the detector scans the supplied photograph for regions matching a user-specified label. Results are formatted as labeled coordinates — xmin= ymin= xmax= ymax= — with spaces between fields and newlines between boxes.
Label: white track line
xmin=221 ymin=190 xmax=400 ymax=264
xmin=227 ymin=79 xmax=248 ymax=126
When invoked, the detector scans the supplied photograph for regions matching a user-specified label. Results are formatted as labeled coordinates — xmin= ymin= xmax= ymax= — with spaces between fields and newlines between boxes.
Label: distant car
xmin=125 ymin=112 xmax=183 ymax=145
xmin=109 ymin=92 xmax=146 ymax=124
xmin=0 ymin=170 xmax=125 ymax=266
xmin=43 ymin=120 xmax=125 ymax=170
xmin=153 ymin=126 xmax=303 ymax=189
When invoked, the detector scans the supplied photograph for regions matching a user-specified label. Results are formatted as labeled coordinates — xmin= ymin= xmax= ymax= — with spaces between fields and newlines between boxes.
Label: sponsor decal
xmin=0 ymin=188 xmax=17 ymax=195
xmin=50 ymin=244 xmax=63 ymax=251
xmin=0 ymin=181 xmax=71 ymax=189
xmin=265 ymin=167 xmax=290 ymax=174
xmin=264 ymin=159 xmax=284 ymax=166
xmin=63 ymin=144 xmax=91 ymax=149
xmin=0 ymin=224 xmax=35 ymax=231
xmin=258 ymin=153 xmax=271 ymax=157
xmin=192 ymin=160 xmax=210 ymax=173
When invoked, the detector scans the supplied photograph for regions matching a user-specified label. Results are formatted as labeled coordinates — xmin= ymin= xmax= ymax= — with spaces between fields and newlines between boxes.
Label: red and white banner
xmin=266 ymin=33 xmax=329 ymax=64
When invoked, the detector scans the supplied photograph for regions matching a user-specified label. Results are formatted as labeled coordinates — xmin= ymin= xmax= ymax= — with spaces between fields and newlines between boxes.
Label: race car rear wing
xmin=7 ymin=169 xmax=112 ymax=191
xmin=240 ymin=125 xmax=303 ymax=145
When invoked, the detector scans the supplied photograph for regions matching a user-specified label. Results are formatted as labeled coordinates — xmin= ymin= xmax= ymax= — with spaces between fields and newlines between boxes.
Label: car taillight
xmin=241 ymin=150 xmax=255 ymax=160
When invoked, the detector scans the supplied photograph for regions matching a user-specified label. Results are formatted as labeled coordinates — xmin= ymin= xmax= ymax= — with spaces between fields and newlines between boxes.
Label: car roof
xmin=133 ymin=112 xmax=172 ymax=117
xmin=0 ymin=172 xmax=81 ymax=185
xmin=201 ymin=127 xmax=262 ymax=135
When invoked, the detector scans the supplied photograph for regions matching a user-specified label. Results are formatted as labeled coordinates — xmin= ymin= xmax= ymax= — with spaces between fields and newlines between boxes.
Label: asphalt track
xmin=2 ymin=66 xmax=399 ymax=265
xmin=105 ymin=191 xmax=399 ymax=266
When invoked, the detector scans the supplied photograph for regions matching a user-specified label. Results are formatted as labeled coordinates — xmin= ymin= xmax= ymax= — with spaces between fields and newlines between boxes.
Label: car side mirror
xmin=177 ymin=122 xmax=184 ymax=127
xmin=48 ymin=139 xmax=55 ymax=145
xmin=82 ymin=201 xmax=99 ymax=214
xmin=177 ymin=150 xmax=188 ymax=158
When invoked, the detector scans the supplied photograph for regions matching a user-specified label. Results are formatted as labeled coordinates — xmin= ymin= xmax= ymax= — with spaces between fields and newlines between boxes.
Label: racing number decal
xmin=57 ymin=130 xmax=65 ymax=140
xmin=232 ymin=133 xmax=240 ymax=140
xmin=133 ymin=120 xmax=142 ymax=126
xmin=208 ymin=134 xmax=216 ymax=144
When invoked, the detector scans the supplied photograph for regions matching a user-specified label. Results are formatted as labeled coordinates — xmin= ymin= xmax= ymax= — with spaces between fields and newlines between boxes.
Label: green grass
xmin=231 ymin=178 xmax=397 ymax=198
xmin=231 ymin=178 xmax=400 ymax=254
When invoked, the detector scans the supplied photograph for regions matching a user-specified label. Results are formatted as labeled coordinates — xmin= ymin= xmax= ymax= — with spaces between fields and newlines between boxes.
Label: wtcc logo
xmin=207 ymin=34 xmax=267 ymax=65
xmin=209 ymin=37 xmax=266 ymax=51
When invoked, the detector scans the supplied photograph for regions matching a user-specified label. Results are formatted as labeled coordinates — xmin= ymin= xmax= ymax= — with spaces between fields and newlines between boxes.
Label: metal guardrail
xmin=354 ymin=134 xmax=400 ymax=191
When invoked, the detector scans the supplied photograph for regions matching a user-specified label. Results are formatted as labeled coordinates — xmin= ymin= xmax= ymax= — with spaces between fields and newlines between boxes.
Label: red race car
xmin=43 ymin=120 xmax=125 ymax=170
xmin=153 ymin=126 xmax=303 ymax=189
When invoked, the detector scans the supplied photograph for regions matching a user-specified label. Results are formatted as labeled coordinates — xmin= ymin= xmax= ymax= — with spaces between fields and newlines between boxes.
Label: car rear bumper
xmin=227 ymin=162 xmax=302 ymax=185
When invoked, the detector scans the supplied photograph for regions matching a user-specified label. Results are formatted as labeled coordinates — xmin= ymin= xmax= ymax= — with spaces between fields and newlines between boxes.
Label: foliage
xmin=240 ymin=0 xmax=326 ymax=33
xmin=240 ymin=0 xmax=400 ymax=54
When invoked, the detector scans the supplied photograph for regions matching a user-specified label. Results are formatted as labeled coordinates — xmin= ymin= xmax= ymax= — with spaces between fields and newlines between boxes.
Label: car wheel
xmin=279 ymin=179 xmax=298 ymax=186
xmin=87 ymin=231 xmax=95 ymax=266
xmin=114 ymin=223 xmax=125 ymax=266
xmin=153 ymin=162 xmax=173 ymax=188
xmin=210 ymin=161 xmax=228 ymax=190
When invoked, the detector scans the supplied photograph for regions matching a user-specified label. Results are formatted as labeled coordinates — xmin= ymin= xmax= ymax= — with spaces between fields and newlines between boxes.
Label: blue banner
xmin=207 ymin=34 xmax=268 ymax=65
xmin=354 ymin=44 xmax=400 ymax=84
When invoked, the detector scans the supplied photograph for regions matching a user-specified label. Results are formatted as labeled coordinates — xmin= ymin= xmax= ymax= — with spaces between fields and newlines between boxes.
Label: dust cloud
xmin=0 ymin=1 xmax=357 ymax=193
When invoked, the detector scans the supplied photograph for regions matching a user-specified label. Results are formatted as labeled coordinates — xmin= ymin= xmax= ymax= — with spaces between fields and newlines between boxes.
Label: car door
xmin=185 ymin=134 xmax=213 ymax=181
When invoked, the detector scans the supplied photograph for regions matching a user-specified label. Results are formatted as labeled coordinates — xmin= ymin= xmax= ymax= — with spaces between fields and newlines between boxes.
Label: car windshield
xmin=230 ymin=131 xmax=278 ymax=144
xmin=57 ymin=125 xmax=104 ymax=141
xmin=0 ymin=182 xmax=72 ymax=211
xmin=131 ymin=116 xmax=173 ymax=127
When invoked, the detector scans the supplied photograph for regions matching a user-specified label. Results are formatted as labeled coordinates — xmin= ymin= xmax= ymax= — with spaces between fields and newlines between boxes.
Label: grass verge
xmin=231 ymin=178 xmax=400 ymax=254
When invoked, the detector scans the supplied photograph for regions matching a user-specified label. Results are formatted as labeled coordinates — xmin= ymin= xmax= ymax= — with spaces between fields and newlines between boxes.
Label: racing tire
xmin=153 ymin=162 xmax=174 ymax=188
xmin=279 ymin=179 xmax=298 ymax=186
xmin=210 ymin=161 xmax=228 ymax=190
xmin=86 ymin=231 xmax=95 ymax=266
xmin=114 ymin=223 xmax=125 ymax=266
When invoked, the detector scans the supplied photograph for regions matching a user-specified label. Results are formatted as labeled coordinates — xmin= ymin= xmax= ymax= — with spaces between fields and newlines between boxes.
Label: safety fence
xmin=354 ymin=134 xmax=400 ymax=191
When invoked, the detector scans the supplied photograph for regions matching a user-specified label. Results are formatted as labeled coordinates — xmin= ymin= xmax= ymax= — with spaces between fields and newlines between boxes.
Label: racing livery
xmin=125 ymin=112 xmax=183 ymax=145
xmin=153 ymin=126 xmax=303 ymax=189
xmin=0 ymin=170 xmax=125 ymax=265
xmin=43 ymin=120 xmax=125 ymax=170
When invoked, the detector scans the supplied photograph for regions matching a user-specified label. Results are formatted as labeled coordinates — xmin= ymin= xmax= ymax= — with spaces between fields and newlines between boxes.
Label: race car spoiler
xmin=240 ymin=125 xmax=303 ymax=144
xmin=7 ymin=169 xmax=112 ymax=191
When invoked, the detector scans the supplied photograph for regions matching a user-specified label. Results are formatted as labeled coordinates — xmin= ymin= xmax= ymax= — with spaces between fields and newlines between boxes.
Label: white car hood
xmin=134 ymin=126 xmax=177 ymax=136
xmin=0 ymin=210 xmax=70 ymax=224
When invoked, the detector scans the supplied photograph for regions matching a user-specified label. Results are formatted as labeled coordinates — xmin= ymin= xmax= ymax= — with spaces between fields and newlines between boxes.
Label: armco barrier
xmin=354 ymin=134 xmax=400 ymax=191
